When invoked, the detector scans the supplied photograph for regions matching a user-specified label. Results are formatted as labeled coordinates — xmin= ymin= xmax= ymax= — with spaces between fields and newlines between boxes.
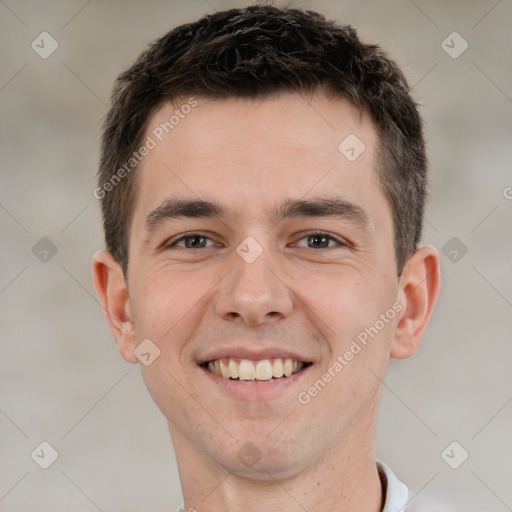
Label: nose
xmin=213 ymin=245 xmax=294 ymax=326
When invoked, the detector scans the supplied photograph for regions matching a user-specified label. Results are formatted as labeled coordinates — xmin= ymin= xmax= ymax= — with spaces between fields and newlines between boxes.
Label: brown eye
xmin=183 ymin=235 xmax=207 ymax=248
xmin=294 ymin=232 xmax=345 ymax=249
xmin=166 ymin=233 xmax=215 ymax=249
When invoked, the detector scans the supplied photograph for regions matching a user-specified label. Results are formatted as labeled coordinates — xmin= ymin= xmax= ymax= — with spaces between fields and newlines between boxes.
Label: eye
xmin=293 ymin=232 xmax=346 ymax=249
xmin=166 ymin=233 xmax=217 ymax=249
xmin=164 ymin=231 xmax=347 ymax=251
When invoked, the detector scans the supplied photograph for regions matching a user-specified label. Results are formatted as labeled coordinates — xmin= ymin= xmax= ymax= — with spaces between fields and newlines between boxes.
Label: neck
xmin=169 ymin=420 xmax=383 ymax=512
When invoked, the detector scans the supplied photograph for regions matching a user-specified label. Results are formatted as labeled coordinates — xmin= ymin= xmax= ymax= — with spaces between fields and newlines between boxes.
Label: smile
xmin=204 ymin=357 xmax=311 ymax=382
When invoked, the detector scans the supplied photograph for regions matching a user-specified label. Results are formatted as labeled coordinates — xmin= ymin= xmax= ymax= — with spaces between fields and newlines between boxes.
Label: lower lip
xmin=200 ymin=365 xmax=312 ymax=401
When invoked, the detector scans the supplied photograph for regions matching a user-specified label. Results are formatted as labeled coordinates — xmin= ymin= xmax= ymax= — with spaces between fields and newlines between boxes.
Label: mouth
xmin=201 ymin=357 xmax=313 ymax=382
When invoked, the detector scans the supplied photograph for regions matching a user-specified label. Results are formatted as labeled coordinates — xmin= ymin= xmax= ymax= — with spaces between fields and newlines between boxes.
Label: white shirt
xmin=378 ymin=460 xmax=409 ymax=512
xmin=177 ymin=460 xmax=409 ymax=511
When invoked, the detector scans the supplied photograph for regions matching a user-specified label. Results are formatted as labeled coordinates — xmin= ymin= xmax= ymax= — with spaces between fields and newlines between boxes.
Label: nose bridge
xmin=214 ymin=237 xmax=293 ymax=324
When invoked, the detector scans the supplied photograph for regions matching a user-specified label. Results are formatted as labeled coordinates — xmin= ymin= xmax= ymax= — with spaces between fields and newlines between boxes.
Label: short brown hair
xmin=98 ymin=5 xmax=427 ymax=278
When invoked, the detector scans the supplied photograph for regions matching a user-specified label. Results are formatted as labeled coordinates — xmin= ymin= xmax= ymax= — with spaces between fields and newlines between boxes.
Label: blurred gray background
xmin=1 ymin=0 xmax=511 ymax=510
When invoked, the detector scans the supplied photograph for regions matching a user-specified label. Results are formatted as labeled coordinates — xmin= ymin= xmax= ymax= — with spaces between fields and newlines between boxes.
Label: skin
xmin=93 ymin=92 xmax=441 ymax=512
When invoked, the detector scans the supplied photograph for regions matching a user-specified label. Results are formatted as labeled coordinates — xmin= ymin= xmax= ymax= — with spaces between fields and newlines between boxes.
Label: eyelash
xmin=165 ymin=231 xmax=347 ymax=250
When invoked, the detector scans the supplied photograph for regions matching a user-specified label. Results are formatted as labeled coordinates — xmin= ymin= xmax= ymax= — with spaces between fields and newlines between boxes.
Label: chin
xmin=210 ymin=435 xmax=309 ymax=481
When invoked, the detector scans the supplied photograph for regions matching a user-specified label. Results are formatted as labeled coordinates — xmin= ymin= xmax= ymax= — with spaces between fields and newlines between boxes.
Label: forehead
xmin=132 ymin=92 xmax=385 ymax=227
xmin=145 ymin=92 xmax=374 ymax=161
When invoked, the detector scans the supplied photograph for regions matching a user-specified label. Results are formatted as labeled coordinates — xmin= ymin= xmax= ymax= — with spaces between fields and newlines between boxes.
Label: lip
xmin=198 ymin=346 xmax=313 ymax=365
xmin=200 ymin=363 xmax=313 ymax=401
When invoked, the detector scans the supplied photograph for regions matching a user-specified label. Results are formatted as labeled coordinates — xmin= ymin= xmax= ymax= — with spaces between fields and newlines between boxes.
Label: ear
xmin=390 ymin=245 xmax=441 ymax=359
xmin=92 ymin=250 xmax=138 ymax=363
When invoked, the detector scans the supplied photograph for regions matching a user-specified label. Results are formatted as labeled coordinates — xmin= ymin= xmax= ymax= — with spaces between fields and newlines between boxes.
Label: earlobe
xmin=92 ymin=250 xmax=138 ymax=363
xmin=390 ymin=245 xmax=441 ymax=360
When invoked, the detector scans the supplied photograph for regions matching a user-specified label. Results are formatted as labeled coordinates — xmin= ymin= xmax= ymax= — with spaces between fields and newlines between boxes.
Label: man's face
xmin=126 ymin=92 xmax=401 ymax=477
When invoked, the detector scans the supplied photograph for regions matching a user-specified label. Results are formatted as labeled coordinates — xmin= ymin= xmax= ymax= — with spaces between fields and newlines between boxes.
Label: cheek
xmin=298 ymin=264 xmax=398 ymax=394
xmin=132 ymin=267 xmax=213 ymax=344
xmin=132 ymin=268 xmax=211 ymax=425
xmin=294 ymin=269 xmax=397 ymax=422
xmin=130 ymin=267 xmax=217 ymax=412
xmin=139 ymin=359 xmax=206 ymax=441
xmin=300 ymin=265 xmax=386 ymax=342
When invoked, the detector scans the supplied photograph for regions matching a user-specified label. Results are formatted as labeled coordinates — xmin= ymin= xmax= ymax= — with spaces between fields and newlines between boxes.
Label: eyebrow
xmin=144 ymin=196 xmax=371 ymax=234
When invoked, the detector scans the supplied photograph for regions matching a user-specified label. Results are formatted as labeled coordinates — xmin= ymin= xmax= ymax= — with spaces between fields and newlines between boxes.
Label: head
xmin=97 ymin=5 xmax=427 ymax=280
xmin=93 ymin=5 xmax=440 ymax=482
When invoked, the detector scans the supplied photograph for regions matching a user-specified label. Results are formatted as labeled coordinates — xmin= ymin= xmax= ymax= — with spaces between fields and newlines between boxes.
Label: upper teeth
xmin=207 ymin=358 xmax=305 ymax=381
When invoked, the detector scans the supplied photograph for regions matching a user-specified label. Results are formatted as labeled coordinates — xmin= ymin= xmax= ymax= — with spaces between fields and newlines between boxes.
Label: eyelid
xmin=165 ymin=230 xmax=349 ymax=249
xmin=165 ymin=232 xmax=218 ymax=248
xmin=291 ymin=230 xmax=349 ymax=248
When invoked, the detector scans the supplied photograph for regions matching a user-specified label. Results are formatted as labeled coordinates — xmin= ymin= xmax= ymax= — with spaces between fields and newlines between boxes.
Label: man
xmin=92 ymin=5 xmax=440 ymax=511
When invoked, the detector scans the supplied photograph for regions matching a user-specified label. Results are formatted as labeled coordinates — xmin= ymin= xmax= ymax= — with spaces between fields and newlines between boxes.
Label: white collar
xmin=377 ymin=460 xmax=409 ymax=512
